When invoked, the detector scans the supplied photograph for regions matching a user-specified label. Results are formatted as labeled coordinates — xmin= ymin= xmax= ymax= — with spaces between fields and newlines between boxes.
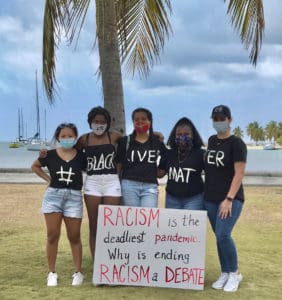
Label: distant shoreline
xmin=0 ymin=169 xmax=282 ymax=186
xmin=247 ymin=145 xmax=282 ymax=150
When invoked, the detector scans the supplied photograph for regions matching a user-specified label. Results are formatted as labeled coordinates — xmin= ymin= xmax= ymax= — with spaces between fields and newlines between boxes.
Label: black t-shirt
xmin=39 ymin=149 xmax=85 ymax=190
xmin=204 ymin=135 xmax=247 ymax=203
xmin=84 ymin=144 xmax=117 ymax=175
xmin=159 ymin=148 xmax=205 ymax=197
xmin=115 ymin=135 xmax=167 ymax=184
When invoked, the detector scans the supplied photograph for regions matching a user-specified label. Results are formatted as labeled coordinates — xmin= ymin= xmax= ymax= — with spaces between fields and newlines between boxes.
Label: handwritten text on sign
xmin=93 ymin=205 xmax=207 ymax=290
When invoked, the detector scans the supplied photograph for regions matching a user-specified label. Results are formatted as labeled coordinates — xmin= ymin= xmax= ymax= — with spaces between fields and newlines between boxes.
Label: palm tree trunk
xmin=96 ymin=0 xmax=125 ymax=134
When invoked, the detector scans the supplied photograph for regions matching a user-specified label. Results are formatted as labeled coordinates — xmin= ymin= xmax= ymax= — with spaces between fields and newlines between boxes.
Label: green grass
xmin=0 ymin=185 xmax=281 ymax=300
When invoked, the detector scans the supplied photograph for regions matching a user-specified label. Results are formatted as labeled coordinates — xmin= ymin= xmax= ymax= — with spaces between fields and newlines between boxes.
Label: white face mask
xmin=91 ymin=123 xmax=107 ymax=135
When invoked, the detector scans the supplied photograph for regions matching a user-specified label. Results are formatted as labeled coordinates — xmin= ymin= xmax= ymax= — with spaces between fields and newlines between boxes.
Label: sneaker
xmin=212 ymin=272 xmax=229 ymax=289
xmin=223 ymin=272 xmax=243 ymax=292
xmin=72 ymin=272 xmax=84 ymax=286
xmin=47 ymin=272 xmax=58 ymax=287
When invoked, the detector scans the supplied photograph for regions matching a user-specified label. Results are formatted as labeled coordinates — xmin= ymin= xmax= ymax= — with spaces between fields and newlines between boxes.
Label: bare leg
xmin=103 ymin=196 xmax=120 ymax=206
xmin=84 ymin=194 xmax=102 ymax=259
xmin=44 ymin=213 xmax=63 ymax=272
xmin=64 ymin=216 xmax=82 ymax=272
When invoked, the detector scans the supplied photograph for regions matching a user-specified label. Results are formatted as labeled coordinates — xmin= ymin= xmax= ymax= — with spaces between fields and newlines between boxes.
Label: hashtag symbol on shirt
xmin=56 ymin=166 xmax=75 ymax=185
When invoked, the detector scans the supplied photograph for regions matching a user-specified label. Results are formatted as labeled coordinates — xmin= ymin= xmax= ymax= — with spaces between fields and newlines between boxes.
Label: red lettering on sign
xmin=165 ymin=266 xmax=204 ymax=285
xmin=99 ymin=264 xmax=151 ymax=284
xmin=103 ymin=207 xmax=160 ymax=228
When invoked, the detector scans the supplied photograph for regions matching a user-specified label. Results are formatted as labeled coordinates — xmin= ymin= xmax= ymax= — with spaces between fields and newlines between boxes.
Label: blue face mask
xmin=213 ymin=121 xmax=229 ymax=134
xmin=59 ymin=138 xmax=76 ymax=149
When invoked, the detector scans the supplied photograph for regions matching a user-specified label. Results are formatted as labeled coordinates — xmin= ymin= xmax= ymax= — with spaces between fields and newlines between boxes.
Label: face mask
xmin=134 ymin=122 xmax=150 ymax=133
xmin=91 ymin=123 xmax=107 ymax=135
xmin=213 ymin=121 xmax=229 ymax=133
xmin=59 ymin=138 xmax=76 ymax=149
xmin=175 ymin=135 xmax=193 ymax=150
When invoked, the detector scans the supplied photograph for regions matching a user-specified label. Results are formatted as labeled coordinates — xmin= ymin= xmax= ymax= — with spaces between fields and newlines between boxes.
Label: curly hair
xmin=87 ymin=106 xmax=111 ymax=131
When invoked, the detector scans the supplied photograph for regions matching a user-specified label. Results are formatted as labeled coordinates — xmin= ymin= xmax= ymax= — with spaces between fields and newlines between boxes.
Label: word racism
xmin=103 ymin=206 xmax=160 ymax=228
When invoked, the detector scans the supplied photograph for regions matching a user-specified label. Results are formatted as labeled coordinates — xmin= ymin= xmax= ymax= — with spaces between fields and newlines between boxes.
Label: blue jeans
xmin=204 ymin=199 xmax=243 ymax=273
xmin=166 ymin=192 xmax=204 ymax=210
xmin=121 ymin=179 xmax=158 ymax=207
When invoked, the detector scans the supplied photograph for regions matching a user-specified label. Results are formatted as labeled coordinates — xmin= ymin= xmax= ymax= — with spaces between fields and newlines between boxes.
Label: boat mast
xmin=18 ymin=108 xmax=21 ymax=141
xmin=35 ymin=70 xmax=40 ymax=139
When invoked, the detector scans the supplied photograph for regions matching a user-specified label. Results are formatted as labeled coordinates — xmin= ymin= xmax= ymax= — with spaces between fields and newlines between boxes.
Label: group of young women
xmin=32 ymin=104 xmax=247 ymax=293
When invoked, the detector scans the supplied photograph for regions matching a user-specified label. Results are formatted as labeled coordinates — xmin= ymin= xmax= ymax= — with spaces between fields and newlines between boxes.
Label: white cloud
xmin=0 ymin=80 xmax=12 ymax=94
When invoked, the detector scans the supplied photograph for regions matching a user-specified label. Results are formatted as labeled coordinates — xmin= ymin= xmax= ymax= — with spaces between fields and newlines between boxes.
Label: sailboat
xmin=27 ymin=71 xmax=48 ymax=151
xmin=9 ymin=108 xmax=28 ymax=148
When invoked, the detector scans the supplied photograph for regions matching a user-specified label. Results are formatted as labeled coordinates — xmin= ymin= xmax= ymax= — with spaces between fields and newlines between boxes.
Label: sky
xmin=1 ymin=0 xmax=282 ymax=143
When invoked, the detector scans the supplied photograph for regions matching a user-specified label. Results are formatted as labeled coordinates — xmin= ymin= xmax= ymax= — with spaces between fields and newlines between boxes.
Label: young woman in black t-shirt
xmin=204 ymin=105 xmax=247 ymax=292
xmin=32 ymin=123 xmax=85 ymax=287
xmin=75 ymin=106 xmax=122 ymax=260
xmin=158 ymin=117 xmax=205 ymax=210
xmin=116 ymin=107 xmax=166 ymax=208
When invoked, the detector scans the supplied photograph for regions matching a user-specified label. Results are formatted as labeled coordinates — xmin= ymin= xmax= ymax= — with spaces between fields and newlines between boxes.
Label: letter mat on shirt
xmin=93 ymin=205 xmax=207 ymax=290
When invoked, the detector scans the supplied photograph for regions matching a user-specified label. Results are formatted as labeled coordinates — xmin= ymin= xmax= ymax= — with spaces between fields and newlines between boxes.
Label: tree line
xmin=233 ymin=121 xmax=282 ymax=145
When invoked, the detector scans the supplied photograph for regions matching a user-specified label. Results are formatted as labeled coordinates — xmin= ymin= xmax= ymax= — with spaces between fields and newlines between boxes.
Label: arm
xmin=111 ymin=131 xmax=123 ymax=145
xmin=219 ymin=161 xmax=246 ymax=219
xmin=75 ymin=134 xmax=87 ymax=150
xmin=115 ymin=136 xmax=126 ymax=177
xmin=153 ymin=131 xmax=164 ymax=143
xmin=157 ymin=168 xmax=166 ymax=178
xmin=116 ymin=162 xmax=123 ymax=178
xmin=31 ymin=159 xmax=51 ymax=183
xmin=39 ymin=148 xmax=48 ymax=158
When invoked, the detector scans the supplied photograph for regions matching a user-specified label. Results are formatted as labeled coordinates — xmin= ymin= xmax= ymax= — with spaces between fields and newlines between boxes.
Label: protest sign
xmin=93 ymin=205 xmax=207 ymax=290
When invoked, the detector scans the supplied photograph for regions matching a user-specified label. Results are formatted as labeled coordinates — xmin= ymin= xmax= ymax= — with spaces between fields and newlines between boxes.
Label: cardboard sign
xmin=93 ymin=205 xmax=207 ymax=290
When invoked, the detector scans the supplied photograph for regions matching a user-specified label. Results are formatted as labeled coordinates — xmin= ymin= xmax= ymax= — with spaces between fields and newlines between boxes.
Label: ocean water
xmin=0 ymin=142 xmax=282 ymax=174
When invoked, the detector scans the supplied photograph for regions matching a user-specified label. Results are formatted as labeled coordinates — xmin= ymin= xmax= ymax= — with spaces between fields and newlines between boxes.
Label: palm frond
xmin=224 ymin=0 xmax=265 ymax=65
xmin=116 ymin=0 xmax=172 ymax=77
xmin=62 ymin=0 xmax=91 ymax=46
xmin=42 ymin=0 xmax=66 ymax=102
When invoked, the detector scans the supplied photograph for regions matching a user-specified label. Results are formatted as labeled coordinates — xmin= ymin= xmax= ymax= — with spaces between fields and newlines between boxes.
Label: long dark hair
xmin=87 ymin=106 xmax=111 ymax=131
xmin=167 ymin=117 xmax=204 ymax=149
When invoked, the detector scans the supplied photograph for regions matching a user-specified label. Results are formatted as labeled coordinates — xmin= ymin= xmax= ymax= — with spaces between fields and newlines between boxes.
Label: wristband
xmin=226 ymin=196 xmax=233 ymax=202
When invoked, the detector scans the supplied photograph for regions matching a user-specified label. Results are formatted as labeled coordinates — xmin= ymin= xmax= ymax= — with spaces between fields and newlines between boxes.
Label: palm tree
xmin=233 ymin=126 xmax=244 ymax=139
xmin=264 ymin=121 xmax=278 ymax=143
xmin=247 ymin=121 xmax=265 ymax=144
xmin=42 ymin=0 xmax=172 ymax=133
xmin=42 ymin=0 xmax=265 ymax=133
xmin=278 ymin=122 xmax=282 ymax=138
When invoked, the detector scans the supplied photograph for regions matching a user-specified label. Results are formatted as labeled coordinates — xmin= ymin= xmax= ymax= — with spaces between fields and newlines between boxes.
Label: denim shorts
xmin=84 ymin=174 xmax=121 ymax=197
xmin=41 ymin=187 xmax=83 ymax=218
